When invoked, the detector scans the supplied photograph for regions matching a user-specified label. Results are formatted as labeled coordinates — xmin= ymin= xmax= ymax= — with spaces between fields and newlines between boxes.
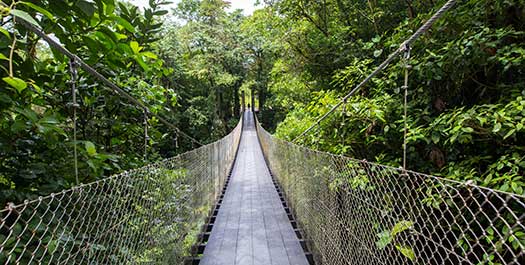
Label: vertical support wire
xmin=69 ymin=59 xmax=79 ymax=185
xmin=143 ymin=110 xmax=149 ymax=160
xmin=402 ymin=45 xmax=411 ymax=171
xmin=341 ymin=98 xmax=347 ymax=148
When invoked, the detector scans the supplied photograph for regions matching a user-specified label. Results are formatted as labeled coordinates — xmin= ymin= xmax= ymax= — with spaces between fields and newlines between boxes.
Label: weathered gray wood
xmin=200 ymin=111 xmax=309 ymax=265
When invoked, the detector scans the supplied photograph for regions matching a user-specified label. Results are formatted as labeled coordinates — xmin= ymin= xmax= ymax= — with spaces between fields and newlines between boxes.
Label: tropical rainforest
xmin=0 ymin=0 xmax=524 ymax=206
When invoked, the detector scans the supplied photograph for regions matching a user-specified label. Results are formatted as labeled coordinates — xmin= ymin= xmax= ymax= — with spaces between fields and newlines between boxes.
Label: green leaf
xmin=153 ymin=10 xmax=169 ymax=16
xmin=503 ymin=129 xmax=516 ymax=139
xmin=461 ymin=127 xmax=474 ymax=133
xmin=3 ymin=77 xmax=28 ymax=92
xmin=85 ymin=141 xmax=97 ymax=156
xmin=0 ymin=26 xmax=10 ymax=39
xmin=511 ymin=182 xmax=523 ymax=194
xmin=130 ymin=41 xmax=141 ymax=54
xmin=39 ymin=116 xmax=59 ymax=125
xmin=86 ymin=159 xmax=96 ymax=171
xmin=391 ymin=220 xmax=413 ymax=237
xmin=375 ymin=230 xmax=392 ymax=249
xmin=11 ymin=120 xmax=27 ymax=133
xmin=431 ymin=131 xmax=440 ymax=144
xmin=14 ymin=107 xmax=38 ymax=122
xmin=141 ymin=51 xmax=158 ymax=59
xmin=113 ymin=16 xmax=135 ymax=33
xmin=47 ymin=240 xmax=58 ymax=254
xmin=82 ymin=36 xmax=103 ymax=53
xmin=10 ymin=9 xmax=40 ymax=28
xmin=19 ymin=2 xmax=55 ymax=21
xmin=493 ymin=123 xmax=502 ymax=133
xmin=395 ymin=244 xmax=416 ymax=261
xmin=158 ymin=1 xmax=173 ymax=6
xmin=98 ymin=26 xmax=119 ymax=44
xmin=76 ymin=0 xmax=96 ymax=17
xmin=114 ymin=32 xmax=128 ymax=40
xmin=134 ymin=55 xmax=149 ymax=71
xmin=104 ymin=1 xmax=115 ymax=15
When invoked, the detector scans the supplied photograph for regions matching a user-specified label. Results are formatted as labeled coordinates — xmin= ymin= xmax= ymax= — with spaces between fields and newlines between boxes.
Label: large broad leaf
xmin=14 ymin=107 xmax=38 ymax=122
xmin=82 ymin=36 xmax=104 ymax=53
xmin=130 ymin=41 xmax=141 ymax=54
xmin=3 ymin=77 xmax=27 ymax=93
xmin=94 ymin=0 xmax=114 ymax=17
xmin=75 ymin=0 xmax=96 ymax=17
xmin=0 ymin=26 xmax=10 ymax=38
xmin=98 ymin=26 xmax=119 ymax=44
xmin=85 ymin=141 xmax=97 ymax=156
xmin=103 ymin=0 xmax=115 ymax=13
xmin=11 ymin=120 xmax=28 ymax=133
xmin=113 ymin=16 xmax=135 ymax=33
xmin=134 ymin=55 xmax=149 ymax=71
xmin=19 ymin=2 xmax=55 ymax=21
xmin=10 ymin=9 xmax=39 ymax=27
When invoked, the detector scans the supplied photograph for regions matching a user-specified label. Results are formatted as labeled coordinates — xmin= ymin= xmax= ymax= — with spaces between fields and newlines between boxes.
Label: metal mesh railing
xmin=0 ymin=118 xmax=242 ymax=264
xmin=256 ymin=120 xmax=525 ymax=265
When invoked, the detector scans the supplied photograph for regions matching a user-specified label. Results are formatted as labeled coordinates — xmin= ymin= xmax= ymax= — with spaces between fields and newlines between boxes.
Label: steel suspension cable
xmin=15 ymin=19 xmax=203 ymax=146
xmin=143 ymin=110 xmax=149 ymax=160
xmin=292 ymin=0 xmax=458 ymax=143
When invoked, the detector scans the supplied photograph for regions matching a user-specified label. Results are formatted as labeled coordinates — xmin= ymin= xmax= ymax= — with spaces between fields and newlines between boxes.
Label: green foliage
xmin=375 ymin=219 xmax=416 ymax=261
xmin=0 ymin=0 xmax=202 ymax=204
xmin=256 ymin=0 xmax=525 ymax=195
xmin=1 ymin=0 xmax=524 ymax=260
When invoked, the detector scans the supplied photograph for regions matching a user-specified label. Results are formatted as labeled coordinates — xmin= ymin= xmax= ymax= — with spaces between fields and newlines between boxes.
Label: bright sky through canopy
xmin=129 ymin=0 xmax=260 ymax=15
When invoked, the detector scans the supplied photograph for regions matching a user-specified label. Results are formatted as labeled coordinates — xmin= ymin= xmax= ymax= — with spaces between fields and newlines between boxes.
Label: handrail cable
xmin=292 ymin=0 xmax=458 ymax=142
xmin=15 ymin=18 xmax=203 ymax=146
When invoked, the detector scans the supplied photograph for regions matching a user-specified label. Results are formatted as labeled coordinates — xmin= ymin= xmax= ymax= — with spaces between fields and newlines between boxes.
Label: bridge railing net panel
xmin=256 ymin=121 xmax=525 ymax=265
xmin=0 ymin=119 xmax=242 ymax=264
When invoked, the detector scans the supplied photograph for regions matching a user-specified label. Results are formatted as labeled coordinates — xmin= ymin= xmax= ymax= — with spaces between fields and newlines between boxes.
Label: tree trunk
xmin=233 ymin=79 xmax=241 ymax=117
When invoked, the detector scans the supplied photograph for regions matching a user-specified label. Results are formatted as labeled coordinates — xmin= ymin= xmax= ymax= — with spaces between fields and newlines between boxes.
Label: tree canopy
xmin=1 ymin=0 xmax=524 ymax=205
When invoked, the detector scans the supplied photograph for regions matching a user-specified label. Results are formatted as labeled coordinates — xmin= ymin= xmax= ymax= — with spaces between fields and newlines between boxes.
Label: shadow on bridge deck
xmin=200 ymin=111 xmax=309 ymax=265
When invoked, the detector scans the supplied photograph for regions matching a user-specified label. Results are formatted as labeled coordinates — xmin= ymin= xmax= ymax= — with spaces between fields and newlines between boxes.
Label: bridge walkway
xmin=200 ymin=111 xmax=309 ymax=265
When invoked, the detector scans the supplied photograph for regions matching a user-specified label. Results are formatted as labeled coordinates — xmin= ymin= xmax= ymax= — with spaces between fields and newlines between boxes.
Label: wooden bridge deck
xmin=200 ymin=111 xmax=309 ymax=265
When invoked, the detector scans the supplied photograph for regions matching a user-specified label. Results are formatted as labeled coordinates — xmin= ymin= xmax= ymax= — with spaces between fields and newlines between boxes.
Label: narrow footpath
xmin=200 ymin=111 xmax=309 ymax=265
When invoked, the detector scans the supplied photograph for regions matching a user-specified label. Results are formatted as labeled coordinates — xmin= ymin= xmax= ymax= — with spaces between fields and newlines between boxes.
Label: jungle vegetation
xmin=0 ymin=0 xmax=524 ymax=205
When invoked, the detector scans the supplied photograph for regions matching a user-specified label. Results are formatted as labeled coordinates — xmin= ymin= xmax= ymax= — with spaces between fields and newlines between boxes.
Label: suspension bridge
xmin=1 ymin=0 xmax=525 ymax=264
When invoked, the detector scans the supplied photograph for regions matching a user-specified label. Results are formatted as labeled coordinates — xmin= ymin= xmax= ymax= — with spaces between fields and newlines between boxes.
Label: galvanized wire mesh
xmin=256 ymin=120 xmax=525 ymax=265
xmin=0 ymin=119 xmax=242 ymax=264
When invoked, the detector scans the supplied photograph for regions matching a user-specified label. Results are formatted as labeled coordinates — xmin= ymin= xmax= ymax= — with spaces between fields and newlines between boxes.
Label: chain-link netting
xmin=256 ymin=120 xmax=525 ymax=265
xmin=0 ymin=119 xmax=242 ymax=264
